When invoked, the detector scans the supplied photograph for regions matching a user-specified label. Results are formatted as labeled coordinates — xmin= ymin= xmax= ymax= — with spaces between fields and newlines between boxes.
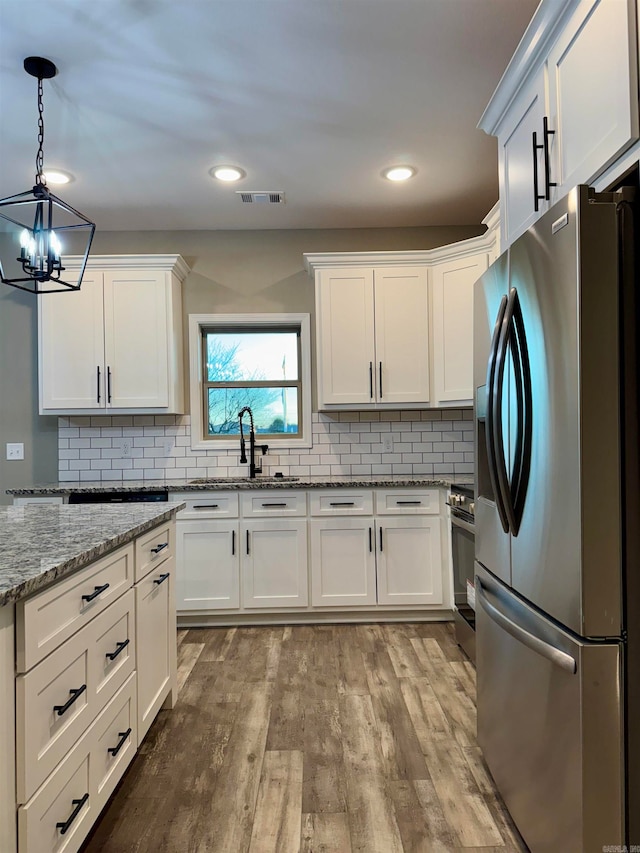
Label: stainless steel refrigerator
xmin=474 ymin=184 xmax=640 ymax=852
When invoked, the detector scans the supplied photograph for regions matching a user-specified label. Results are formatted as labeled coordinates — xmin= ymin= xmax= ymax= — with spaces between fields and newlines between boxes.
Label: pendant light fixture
xmin=0 ymin=57 xmax=95 ymax=294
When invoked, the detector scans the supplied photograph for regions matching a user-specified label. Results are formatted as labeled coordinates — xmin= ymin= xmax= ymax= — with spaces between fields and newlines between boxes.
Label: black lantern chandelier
xmin=0 ymin=57 xmax=95 ymax=294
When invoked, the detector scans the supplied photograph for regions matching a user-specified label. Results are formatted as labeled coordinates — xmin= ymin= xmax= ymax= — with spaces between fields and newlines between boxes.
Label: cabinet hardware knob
xmin=108 ymin=728 xmax=132 ymax=757
xmin=56 ymin=793 xmax=89 ymax=835
xmin=82 ymin=582 xmax=109 ymax=603
xmin=105 ymin=639 xmax=130 ymax=661
xmin=53 ymin=684 xmax=87 ymax=716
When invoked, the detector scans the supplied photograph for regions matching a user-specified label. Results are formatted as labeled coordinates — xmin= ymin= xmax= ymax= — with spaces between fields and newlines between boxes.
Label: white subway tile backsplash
xmin=57 ymin=410 xmax=476 ymax=482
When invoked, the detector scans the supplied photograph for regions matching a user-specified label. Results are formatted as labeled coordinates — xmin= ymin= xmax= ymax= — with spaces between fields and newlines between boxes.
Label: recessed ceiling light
xmin=382 ymin=165 xmax=417 ymax=182
xmin=44 ymin=169 xmax=74 ymax=185
xmin=209 ymin=165 xmax=246 ymax=183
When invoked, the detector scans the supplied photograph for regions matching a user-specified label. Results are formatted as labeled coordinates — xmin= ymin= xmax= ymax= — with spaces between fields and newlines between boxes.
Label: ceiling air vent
xmin=236 ymin=191 xmax=285 ymax=204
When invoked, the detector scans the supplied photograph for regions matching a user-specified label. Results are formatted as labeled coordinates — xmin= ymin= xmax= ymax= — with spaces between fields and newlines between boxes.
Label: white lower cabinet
xmin=242 ymin=519 xmax=309 ymax=608
xmin=10 ymin=520 xmax=178 ymax=853
xmin=310 ymin=517 xmax=377 ymax=607
xmin=176 ymin=519 xmax=239 ymax=610
xmin=376 ymin=517 xmax=443 ymax=606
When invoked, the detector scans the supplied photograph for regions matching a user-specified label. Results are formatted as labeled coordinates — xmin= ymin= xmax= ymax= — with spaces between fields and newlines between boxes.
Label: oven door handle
xmin=450 ymin=515 xmax=475 ymax=535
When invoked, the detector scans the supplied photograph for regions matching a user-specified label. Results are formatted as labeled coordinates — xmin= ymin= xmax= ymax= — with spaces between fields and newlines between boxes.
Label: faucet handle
xmin=259 ymin=444 xmax=269 ymax=455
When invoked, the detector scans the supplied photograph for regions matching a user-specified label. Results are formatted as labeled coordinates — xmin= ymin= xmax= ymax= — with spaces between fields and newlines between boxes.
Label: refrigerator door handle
xmin=509 ymin=289 xmax=533 ymax=535
xmin=486 ymin=294 xmax=510 ymax=533
xmin=476 ymin=578 xmax=577 ymax=674
xmin=492 ymin=289 xmax=518 ymax=532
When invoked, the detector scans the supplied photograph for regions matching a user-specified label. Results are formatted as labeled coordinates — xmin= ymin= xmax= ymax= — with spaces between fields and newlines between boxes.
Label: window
xmin=189 ymin=314 xmax=312 ymax=450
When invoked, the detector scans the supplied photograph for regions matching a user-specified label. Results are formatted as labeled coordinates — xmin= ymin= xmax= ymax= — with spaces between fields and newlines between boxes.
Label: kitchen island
xmin=0 ymin=502 xmax=184 ymax=853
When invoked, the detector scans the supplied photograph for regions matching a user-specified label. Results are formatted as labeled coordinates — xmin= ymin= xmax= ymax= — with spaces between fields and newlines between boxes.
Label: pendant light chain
xmin=35 ymin=75 xmax=45 ymax=186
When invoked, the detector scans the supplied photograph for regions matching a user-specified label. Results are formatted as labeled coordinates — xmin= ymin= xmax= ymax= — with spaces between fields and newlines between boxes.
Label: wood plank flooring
xmin=81 ymin=623 xmax=528 ymax=853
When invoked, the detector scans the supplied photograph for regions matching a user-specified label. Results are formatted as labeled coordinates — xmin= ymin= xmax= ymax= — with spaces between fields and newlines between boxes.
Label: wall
xmin=1 ymin=224 xmax=483 ymax=499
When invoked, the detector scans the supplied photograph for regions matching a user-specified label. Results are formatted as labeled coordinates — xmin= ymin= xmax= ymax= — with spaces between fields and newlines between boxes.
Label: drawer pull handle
xmin=82 ymin=582 xmax=110 ymax=603
xmin=395 ymin=500 xmax=422 ymax=505
xmin=153 ymin=572 xmax=170 ymax=586
xmin=151 ymin=542 xmax=169 ymax=554
xmin=53 ymin=684 xmax=87 ymax=716
xmin=194 ymin=504 xmax=219 ymax=509
xmin=56 ymin=792 xmax=89 ymax=835
xmin=261 ymin=502 xmax=288 ymax=507
xmin=108 ymin=728 xmax=132 ymax=757
xmin=379 ymin=526 xmax=384 ymax=552
xmin=329 ymin=501 xmax=355 ymax=507
xmin=231 ymin=529 xmax=235 ymax=556
xmin=105 ymin=639 xmax=130 ymax=661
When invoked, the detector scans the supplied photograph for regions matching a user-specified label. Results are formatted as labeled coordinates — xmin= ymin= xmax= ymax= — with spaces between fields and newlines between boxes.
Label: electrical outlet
xmin=382 ymin=434 xmax=394 ymax=454
xmin=6 ymin=442 xmax=24 ymax=461
xmin=121 ymin=439 xmax=131 ymax=458
xmin=164 ymin=438 xmax=175 ymax=456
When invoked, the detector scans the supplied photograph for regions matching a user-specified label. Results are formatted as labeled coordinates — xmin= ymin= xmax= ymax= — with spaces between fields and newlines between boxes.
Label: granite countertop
xmin=0 ymin=503 xmax=184 ymax=607
xmin=7 ymin=474 xmax=471 ymax=496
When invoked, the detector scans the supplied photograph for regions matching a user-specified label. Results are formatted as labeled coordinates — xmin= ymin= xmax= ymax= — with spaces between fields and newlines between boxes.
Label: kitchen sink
xmin=188 ymin=476 xmax=300 ymax=484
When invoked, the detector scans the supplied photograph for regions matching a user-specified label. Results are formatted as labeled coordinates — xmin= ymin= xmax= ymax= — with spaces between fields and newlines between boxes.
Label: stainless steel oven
xmin=449 ymin=483 xmax=476 ymax=662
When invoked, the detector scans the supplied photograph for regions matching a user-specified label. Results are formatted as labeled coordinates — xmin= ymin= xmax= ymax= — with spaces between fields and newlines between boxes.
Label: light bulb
xmin=49 ymin=231 xmax=61 ymax=259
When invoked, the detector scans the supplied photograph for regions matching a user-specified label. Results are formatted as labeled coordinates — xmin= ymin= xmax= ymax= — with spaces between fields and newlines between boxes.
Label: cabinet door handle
xmin=153 ymin=572 xmax=170 ymax=586
xmin=96 ymin=365 xmax=101 ymax=404
xmin=107 ymin=366 xmax=112 ymax=403
xmin=261 ymin=502 xmax=287 ymax=508
xmin=105 ymin=639 xmax=130 ymax=661
xmin=246 ymin=530 xmax=250 ymax=555
xmin=56 ymin=792 xmax=89 ymax=835
xmin=379 ymin=526 xmax=383 ymax=552
xmin=532 ymin=130 xmax=544 ymax=212
xmin=82 ymin=582 xmax=109 ymax=603
xmin=107 ymin=728 xmax=132 ymax=757
xmin=53 ymin=684 xmax=87 ymax=716
xmin=379 ymin=361 xmax=383 ymax=399
xmin=194 ymin=504 xmax=219 ymax=509
xmin=369 ymin=527 xmax=373 ymax=552
xmin=150 ymin=542 xmax=168 ymax=554
xmin=369 ymin=361 xmax=374 ymax=399
xmin=396 ymin=500 xmax=421 ymax=505
xmin=329 ymin=501 xmax=355 ymax=507
xmin=542 ymin=116 xmax=557 ymax=201
xmin=232 ymin=529 xmax=235 ymax=556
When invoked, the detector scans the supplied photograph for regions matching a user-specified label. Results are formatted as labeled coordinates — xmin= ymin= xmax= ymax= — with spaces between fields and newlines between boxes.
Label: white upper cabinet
xmin=479 ymin=0 xmax=639 ymax=248
xmin=306 ymin=220 xmax=498 ymax=411
xmin=39 ymin=255 xmax=189 ymax=414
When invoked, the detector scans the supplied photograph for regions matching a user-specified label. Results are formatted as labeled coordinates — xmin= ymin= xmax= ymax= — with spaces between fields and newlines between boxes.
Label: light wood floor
xmin=81 ymin=623 xmax=528 ymax=853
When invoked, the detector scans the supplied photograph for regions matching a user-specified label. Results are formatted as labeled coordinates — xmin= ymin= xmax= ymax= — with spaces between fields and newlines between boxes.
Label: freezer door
xmin=476 ymin=564 xmax=623 ymax=853
xmin=509 ymin=186 xmax=622 ymax=637
xmin=474 ymin=252 xmax=512 ymax=585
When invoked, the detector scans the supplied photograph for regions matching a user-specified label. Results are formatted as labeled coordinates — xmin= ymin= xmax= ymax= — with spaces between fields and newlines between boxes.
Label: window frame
xmin=188 ymin=313 xmax=312 ymax=451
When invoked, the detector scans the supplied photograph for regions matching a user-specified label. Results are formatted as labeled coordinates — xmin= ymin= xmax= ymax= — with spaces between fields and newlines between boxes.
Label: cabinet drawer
xmin=18 ymin=741 xmax=93 ymax=853
xmin=175 ymin=492 xmax=239 ymax=519
xmin=374 ymin=489 xmax=440 ymax=515
xmin=17 ymin=544 xmax=133 ymax=672
xmin=241 ymin=491 xmax=306 ymax=517
xmin=17 ymin=590 xmax=135 ymax=803
xmin=309 ymin=490 xmax=373 ymax=516
xmin=93 ymin=673 xmax=137 ymax=805
xmin=135 ymin=522 xmax=174 ymax=582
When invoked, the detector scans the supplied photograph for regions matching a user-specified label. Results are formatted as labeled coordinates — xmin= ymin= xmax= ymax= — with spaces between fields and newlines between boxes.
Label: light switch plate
xmin=6 ymin=442 xmax=24 ymax=461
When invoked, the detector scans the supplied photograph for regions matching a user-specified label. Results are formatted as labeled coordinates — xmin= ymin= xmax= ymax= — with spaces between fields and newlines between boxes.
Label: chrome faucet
xmin=238 ymin=407 xmax=268 ymax=478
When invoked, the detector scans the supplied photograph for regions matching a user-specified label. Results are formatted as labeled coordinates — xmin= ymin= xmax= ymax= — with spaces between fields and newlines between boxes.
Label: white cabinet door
xmin=38 ymin=271 xmax=105 ymax=411
xmin=376 ymin=517 xmax=443 ymax=606
xmin=310 ymin=517 xmax=377 ymax=607
xmin=242 ymin=519 xmax=308 ymax=608
xmin=431 ymin=252 xmax=488 ymax=406
xmin=176 ymin=519 xmax=239 ymax=611
xmin=498 ymin=72 xmax=548 ymax=247
xmin=135 ymin=558 xmax=175 ymax=741
xmin=316 ymin=268 xmax=375 ymax=406
xmin=547 ymin=0 xmax=638 ymax=198
xmin=374 ymin=267 xmax=430 ymax=405
xmin=103 ymin=271 xmax=169 ymax=408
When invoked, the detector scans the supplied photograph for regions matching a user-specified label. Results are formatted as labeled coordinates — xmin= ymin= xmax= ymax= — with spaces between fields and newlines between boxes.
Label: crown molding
xmin=478 ymin=0 xmax=579 ymax=136
xmin=63 ymin=254 xmax=191 ymax=280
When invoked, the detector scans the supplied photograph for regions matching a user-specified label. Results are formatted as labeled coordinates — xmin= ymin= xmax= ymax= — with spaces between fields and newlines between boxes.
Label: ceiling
xmin=0 ymin=0 xmax=539 ymax=232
